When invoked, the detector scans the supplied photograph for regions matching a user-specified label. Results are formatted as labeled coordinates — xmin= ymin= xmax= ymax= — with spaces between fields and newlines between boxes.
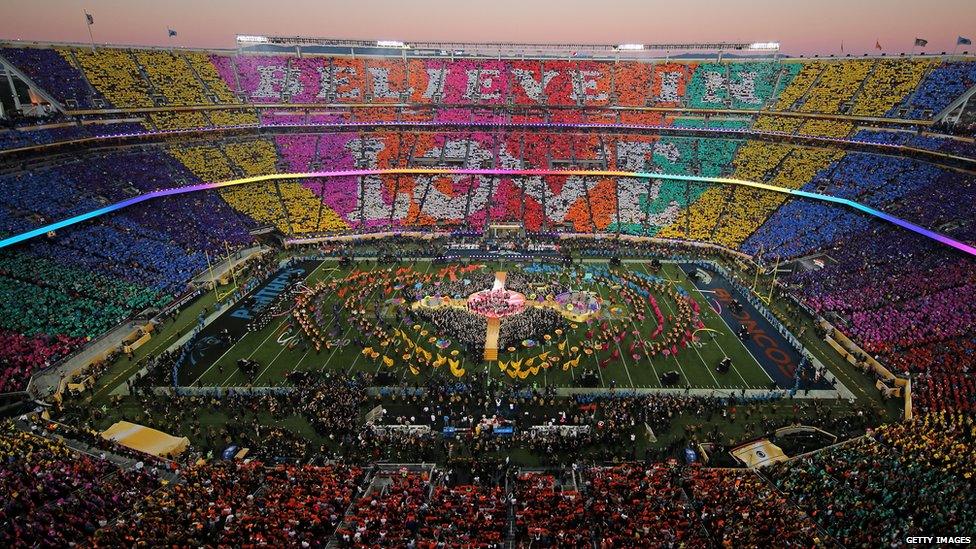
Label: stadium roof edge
xmin=236 ymin=35 xmax=779 ymax=52
xmin=1 ymin=39 xmax=971 ymax=62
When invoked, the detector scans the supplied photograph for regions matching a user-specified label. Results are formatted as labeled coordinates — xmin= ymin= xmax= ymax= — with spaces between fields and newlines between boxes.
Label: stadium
xmin=0 ymin=5 xmax=975 ymax=546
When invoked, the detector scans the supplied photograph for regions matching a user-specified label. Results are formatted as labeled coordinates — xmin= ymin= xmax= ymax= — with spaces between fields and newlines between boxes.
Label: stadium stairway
xmin=485 ymin=318 xmax=500 ymax=361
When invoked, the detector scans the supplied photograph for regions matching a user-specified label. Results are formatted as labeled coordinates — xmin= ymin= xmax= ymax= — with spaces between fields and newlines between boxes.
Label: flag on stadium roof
xmin=875 ymin=40 xmax=882 ymax=50
xmin=168 ymin=28 xmax=178 ymax=37
xmin=85 ymin=12 xmax=94 ymax=25
xmin=914 ymin=38 xmax=928 ymax=47
xmin=959 ymin=36 xmax=972 ymax=46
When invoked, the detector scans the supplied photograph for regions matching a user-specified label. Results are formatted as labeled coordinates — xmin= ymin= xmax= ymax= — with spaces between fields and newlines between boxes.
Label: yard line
xmin=594 ymin=280 xmax=635 ymax=388
xmin=647 ymin=268 xmax=722 ymax=387
xmin=215 ymin=260 xmax=333 ymax=387
xmin=615 ymin=285 xmax=661 ymax=384
xmin=238 ymin=338 xmax=294 ymax=387
xmin=314 ymin=259 xmax=399 ymax=374
xmin=274 ymin=349 xmax=313 ymax=387
xmin=191 ymin=259 xmax=333 ymax=386
xmin=637 ymin=262 xmax=696 ymax=386
xmin=270 ymin=258 xmax=369 ymax=377
xmin=671 ymin=263 xmax=773 ymax=386
xmin=274 ymin=265 xmax=344 ymax=384
xmin=217 ymin=311 xmax=292 ymax=386
xmin=374 ymin=261 xmax=435 ymax=379
xmin=304 ymin=258 xmax=420 ymax=377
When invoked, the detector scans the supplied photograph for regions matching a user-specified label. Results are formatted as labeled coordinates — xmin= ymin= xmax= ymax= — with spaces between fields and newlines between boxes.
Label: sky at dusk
xmin=0 ymin=0 xmax=973 ymax=56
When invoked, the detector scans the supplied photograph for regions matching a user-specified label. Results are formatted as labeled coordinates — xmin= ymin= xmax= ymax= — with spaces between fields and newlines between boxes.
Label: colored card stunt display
xmin=1 ymin=21 xmax=975 ymax=548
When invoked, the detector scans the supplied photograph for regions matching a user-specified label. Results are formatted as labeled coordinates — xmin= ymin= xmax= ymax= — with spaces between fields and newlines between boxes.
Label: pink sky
xmin=0 ymin=0 xmax=973 ymax=55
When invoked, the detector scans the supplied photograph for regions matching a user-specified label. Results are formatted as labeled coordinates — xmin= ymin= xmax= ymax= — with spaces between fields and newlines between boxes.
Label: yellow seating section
xmin=68 ymin=48 xmax=154 ymax=108
xmin=658 ymin=141 xmax=789 ymax=242
xmin=796 ymin=119 xmax=855 ymax=138
xmin=654 ymin=181 xmax=731 ymax=241
xmin=799 ymin=60 xmax=873 ymax=113
xmin=148 ymin=111 xmax=211 ymax=130
xmin=712 ymin=146 xmax=842 ymax=248
xmin=280 ymin=182 xmax=349 ymax=234
xmin=224 ymin=140 xmax=346 ymax=234
xmin=209 ymin=109 xmax=260 ymax=126
xmin=773 ymin=61 xmax=824 ymax=110
xmin=183 ymin=52 xmax=239 ymax=103
xmin=850 ymin=59 xmax=932 ymax=116
xmin=170 ymin=143 xmax=285 ymax=232
xmin=752 ymin=116 xmax=854 ymax=139
xmin=169 ymin=144 xmax=235 ymax=182
xmin=134 ymin=51 xmax=209 ymax=106
xmin=753 ymin=115 xmax=804 ymax=133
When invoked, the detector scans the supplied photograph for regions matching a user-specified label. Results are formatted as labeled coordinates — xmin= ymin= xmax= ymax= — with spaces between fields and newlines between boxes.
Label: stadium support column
xmin=3 ymin=65 xmax=21 ymax=113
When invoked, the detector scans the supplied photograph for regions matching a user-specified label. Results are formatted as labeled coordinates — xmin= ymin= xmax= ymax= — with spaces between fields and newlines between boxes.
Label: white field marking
xmin=594 ymin=281 xmax=635 ymax=388
xmin=313 ymin=258 xmax=404 ymax=374
xmin=664 ymin=262 xmax=773 ymax=386
xmin=615 ymin=283 xmax=661 ymax=384
xmin=636 ymin=262 xmax=697 ymax=386
xmin=212 ymin=260 xmax=334 ymax=387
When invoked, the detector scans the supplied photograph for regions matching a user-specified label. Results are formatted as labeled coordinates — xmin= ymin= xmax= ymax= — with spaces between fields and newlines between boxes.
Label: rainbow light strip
xmin=1 ymin=169 xmax=973 ymax=258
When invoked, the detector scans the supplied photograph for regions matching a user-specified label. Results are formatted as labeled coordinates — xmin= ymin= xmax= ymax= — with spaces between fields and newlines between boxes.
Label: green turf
xmin=77 ymin=254 xmax=903 ymax=465
xmin=186 ymin=259 xmax=792 ymax=392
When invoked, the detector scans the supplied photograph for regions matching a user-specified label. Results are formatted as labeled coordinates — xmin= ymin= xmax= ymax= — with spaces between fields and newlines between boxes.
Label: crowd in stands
xmin=4 ymin=45 xmax=971 ymax=118
xmin=93 ymin=461 xmax=366 ymax=547
xmin=0 ymin=124 xmax=93 ymax=150
xmin=0 ymin=423 xmax=162 ymax=547
xmin=709 ymin=145 xmax=842 ymax=249
xmin=743 ymin=151 xmax=945 ymax=257
xmin=851 ymin=59 xmax=932 ymax=116
xmin=10 ymin=398 xmax=974 ymax=547
xmin=687 ymin=467 xmax=825 ymax=546
xmin=855 ymin=128 xmax=976 ymax=158
xmin=0 ymin=144 xmax=264 ymax=391
xmin=893 ymin=61 xmax=976 ymax=118
xmin=514 ymin=462 xmax=832 ymax=546
xmin=7 ymin=406 xmax=971 ymax=547
xmin=0 ymin=47 xmax=99 ymax=108
xmin=766 ymin=428 xmax=976 ymax=545
xmin=0 ymin=331 xmax=84 ymax=393
xmin=337 ymin=469 xmax=506 ymax=546
xmin=747 ymin=150 xmax=975 ymax=412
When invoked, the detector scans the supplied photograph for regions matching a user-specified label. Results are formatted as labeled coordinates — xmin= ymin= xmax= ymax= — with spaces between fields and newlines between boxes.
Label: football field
xmin=181 ymin=258 xmax=819 ymax=392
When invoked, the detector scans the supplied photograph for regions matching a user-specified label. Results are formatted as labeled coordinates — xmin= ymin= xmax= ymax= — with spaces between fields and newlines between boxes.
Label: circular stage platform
xmin=466 ymin=289 xmax=527 ymax=318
